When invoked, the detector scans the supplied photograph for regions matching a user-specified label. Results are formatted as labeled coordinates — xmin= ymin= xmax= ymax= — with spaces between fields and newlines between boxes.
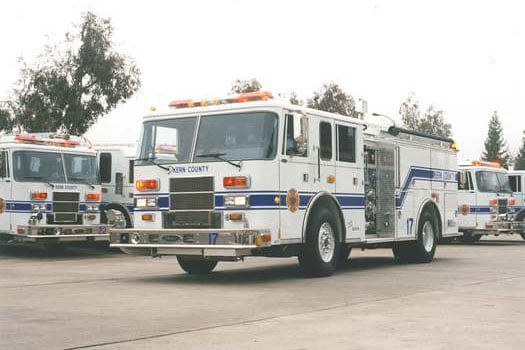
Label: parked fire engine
xmin=508 ymin=170 xmax=525 ymax=239
xmin=0 ymin=133 xmax=109 ymax=252
xmin=94 ymin=144 xmax=135 ymax=229
xmin=110 ymin=92 xmax=459 ymax=277
xmin=457 ymin=161 xmax=525 ymax=241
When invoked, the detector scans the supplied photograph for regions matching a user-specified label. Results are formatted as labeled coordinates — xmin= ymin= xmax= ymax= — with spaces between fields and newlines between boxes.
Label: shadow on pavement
xmin=0 ymin=243 xmax=123 ymax=260
xmin=137 ymin=255 xmax=416 ymax=285
xmin=441 ymin=239 xmax=525 ymax=247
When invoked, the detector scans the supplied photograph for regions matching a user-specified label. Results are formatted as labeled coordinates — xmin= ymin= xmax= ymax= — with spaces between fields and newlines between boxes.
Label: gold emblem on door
xmin=286 ymin=188 xmax=300 ymax=213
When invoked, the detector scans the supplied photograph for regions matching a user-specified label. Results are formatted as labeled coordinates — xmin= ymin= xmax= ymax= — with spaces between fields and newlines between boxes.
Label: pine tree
xmin=514 ymin=130 xmax=525 ymax=170
xmin=481 ymin=111 xmax=511 ymax=168
xmin=307 ymin=82 xmax=355 ymax=117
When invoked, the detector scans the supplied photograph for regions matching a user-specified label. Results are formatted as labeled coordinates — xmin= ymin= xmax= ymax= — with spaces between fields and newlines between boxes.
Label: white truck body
xmin=109 ymin=92 xmax=459 ymax=275
xmin=0 ymin=134 xmax=109 ymax=246
xmin=507 ymin=170 xmax=525 ymax=239
xmin=94 ymin=144 xmax=136 ymax=228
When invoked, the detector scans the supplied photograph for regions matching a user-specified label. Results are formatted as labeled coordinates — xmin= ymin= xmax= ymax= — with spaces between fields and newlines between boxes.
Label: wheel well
xmin=419 ymin=201 xmax=442 ymax=239
xmin=303 ymin=194 xmax=345 ymax=243
xmin=101 ymin=203 xmax=133 ymax=228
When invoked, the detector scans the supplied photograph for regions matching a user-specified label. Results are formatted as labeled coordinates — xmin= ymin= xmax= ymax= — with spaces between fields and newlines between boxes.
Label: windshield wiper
xmin=135 ymin=157 xmax=171 ymax=172
xmin=22 ymin=176 xmax=55 ymax=189
xmin=69 ymin=177 xmax=96 ymax=190
xmin=195 ymin=153 xmax=242 ymax=169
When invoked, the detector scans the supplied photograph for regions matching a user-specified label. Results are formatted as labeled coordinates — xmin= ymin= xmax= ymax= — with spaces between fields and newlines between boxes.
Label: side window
xmin=319 ymin=122 xmax=332 ymax=160
xmin=128 ymin=160 xmax=134 ymax=184
xmin=284 ymin=114 xmax=308 ymax=157
xmin=99 ymin=153 xmax=112 ymax=184
xmin=0 ymin=151 xmax=8 ymax=178
xmin=337 ymin=125 xmax=356 ymax=163
xmin=466 ymin=171 xmax=474 ymax=191
xmin=115 ymin=173 xmax=123 ymax=195
xmin=458 ymin=171 xmax=466 ymax=190
xmin=509 ymin=176 xmax=518 ymax=192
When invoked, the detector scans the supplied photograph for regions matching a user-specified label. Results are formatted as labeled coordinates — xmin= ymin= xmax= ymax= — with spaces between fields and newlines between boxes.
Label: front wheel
xmin=298 ymin=207 xmax=341 ymax=277
xmin=393 ymin=210 xmax=437 ymax=263
xmin=177 ymin=256 xmax=218 ymax=274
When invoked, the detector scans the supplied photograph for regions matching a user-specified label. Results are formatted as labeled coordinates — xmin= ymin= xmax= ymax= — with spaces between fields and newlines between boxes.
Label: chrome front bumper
xmin=11 ymin=224 xmax=110 ymax=242
xmin=110 ymin=228 xmax=272 ymax=257
xmin=479 ymin=220 xmax=525 ymax=233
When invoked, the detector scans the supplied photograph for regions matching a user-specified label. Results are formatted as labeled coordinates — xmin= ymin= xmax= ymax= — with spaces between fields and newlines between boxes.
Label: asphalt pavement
xmin=1 ymin=236 xmax=524 ymax=350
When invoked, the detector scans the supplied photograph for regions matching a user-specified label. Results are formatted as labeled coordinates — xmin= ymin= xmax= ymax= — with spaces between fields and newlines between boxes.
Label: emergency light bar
xmin=471 ymin=160 xmax=501 ymax=168
xmin=14 ymin=134 xmax=81 ymax=148
xmin=168 ymin=91 xmax=273 ymax=109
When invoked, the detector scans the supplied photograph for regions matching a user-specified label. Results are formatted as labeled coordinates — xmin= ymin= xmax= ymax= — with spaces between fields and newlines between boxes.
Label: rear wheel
xmin=298 ymin=207 xmax=341 ymax=277
xmin=393 ymin=210 xmax=437 ymax=263
xmin=177 ymin=256 xmax=218 ymax=274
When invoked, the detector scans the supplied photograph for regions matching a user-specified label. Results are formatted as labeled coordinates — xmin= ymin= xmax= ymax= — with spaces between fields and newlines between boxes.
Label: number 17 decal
xmin=407 ymin=218 xmax=414 ymax=236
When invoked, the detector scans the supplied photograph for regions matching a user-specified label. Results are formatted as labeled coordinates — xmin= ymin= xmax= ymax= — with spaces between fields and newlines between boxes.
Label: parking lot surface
xmin=1 ymin=237 xmax=524 ymax=350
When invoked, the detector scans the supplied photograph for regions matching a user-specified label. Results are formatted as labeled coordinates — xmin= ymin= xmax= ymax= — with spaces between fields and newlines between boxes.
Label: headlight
xmin=135 ymin=197 xmax=157 ymax=208
xmin=224 ymin=195 xmax=250 ymax=208
xmin=31 ymin=204 xmax=46 ymax=212
xmin=86 ymin=204 xmax=99 ymax=212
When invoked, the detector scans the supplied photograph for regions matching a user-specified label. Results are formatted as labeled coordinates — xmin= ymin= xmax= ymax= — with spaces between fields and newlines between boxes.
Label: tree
xmin=12 ymin=12 xmax=140 ymax=135
xmin=0 ymin=105 xmax=13 ymax=132
xmin=482 ymin=111 xmax=511 ymax=168
xmin=399 ymin=94 xmax=452 ymax=138
xmin=230 ymin=78 xmax=262 ymax=94
xmin=307 ymin=82 xmax=355 ymax=117
xmin=514 ymin=131 xmax=525 ymax=170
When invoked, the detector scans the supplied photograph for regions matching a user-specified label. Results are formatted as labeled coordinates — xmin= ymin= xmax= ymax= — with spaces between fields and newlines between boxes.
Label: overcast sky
xmin=1 ymin=0 xmax=524 ymax=161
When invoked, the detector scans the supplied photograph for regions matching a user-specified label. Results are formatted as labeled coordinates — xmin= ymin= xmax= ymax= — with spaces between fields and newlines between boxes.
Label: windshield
xmin=137 ymin=112 xmax=278 ymax=165
xmin=13 ymin=151 xmax=99 ymax=184
xmin=194 ymin=112 xmax=278 ymax=161
xmin=137 ymin=117 xmax=197 ymax=165
xmin=475 ymin=171 xmax=512 ymax=193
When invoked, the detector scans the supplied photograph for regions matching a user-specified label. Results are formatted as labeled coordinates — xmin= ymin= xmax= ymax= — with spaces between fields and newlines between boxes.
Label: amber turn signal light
xmin=31 ymin=192 xmax=48 ymax=200
xmin=223 ymin=176 xmax=249 ymax=188
xmin=136 ymin=179 xmax=159 ymax=191
xmin=85 ymin=193 xmax=101 ymax=201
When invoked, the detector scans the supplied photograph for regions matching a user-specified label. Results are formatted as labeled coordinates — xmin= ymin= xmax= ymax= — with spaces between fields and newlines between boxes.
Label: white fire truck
xmin=457 ymin=161 xmax=525 ymax=241
xmin=94 ymin=144 xmax=136 ymax=229
xmin=110 ymin=92 xmax=459 ymax=277
xmin=0 ymin=134 xmax=109 ymax=252
xmin=508 ymin=170 xmax=525 ymax=239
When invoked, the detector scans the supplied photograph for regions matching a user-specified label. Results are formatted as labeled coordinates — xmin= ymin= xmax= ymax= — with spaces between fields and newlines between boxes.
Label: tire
xmin=339 ymin=245 xmax=352 ymax=264
xmin=177 ymin=256 xmax=218 ymax=275
xmin=102 ymin=204 xmax=132 ymax=229
xmin=393 ymin=210 xmax=437 ymax=263
xmin=298 ymin=206 xmax=341 ymax=277
xmin=459 ymin=231 xmax=482 ymax=243
xmin=521 ymin=233 xmax=525 ymax=240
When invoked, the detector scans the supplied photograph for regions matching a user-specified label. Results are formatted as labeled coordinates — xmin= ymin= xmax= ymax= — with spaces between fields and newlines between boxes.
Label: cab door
xmin=279 ymin=112 xmax=315 ymax=242
xmin=458 ymin=170 xmax=477 ymax=229
xmin=0 ymin=150 xmax=12 ymax=233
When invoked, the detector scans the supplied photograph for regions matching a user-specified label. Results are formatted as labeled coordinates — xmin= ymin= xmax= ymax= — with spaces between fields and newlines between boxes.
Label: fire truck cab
xmin=457 ymin=161 xmax=525 ymax=241
xmin=110 ymin=92 xmax=459 ymax=277
xmin=507 ymin=170 xmax=525 ymax=239
xmin=0 ymin=134 xmax=109 ymax=251
xmin=94 ymin=144 xmax=135 ymax=229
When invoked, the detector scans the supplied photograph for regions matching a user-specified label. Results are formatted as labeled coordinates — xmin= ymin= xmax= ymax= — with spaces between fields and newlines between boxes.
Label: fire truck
xmin=110 ymin=92 xmax=459 ymax=277
xmin=508 ymin=170 xmax=525 ymax=239
xmin=0 ymin=133 xmax=109 ymax=252
xmin=94 ymin=144 xmax=135 ymax=229
xmin=457 ymin=161 xmax=525 ymax=241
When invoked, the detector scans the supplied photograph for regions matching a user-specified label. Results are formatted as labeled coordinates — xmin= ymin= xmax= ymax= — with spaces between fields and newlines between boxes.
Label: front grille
xmin=498 ymin=198 xmax=508 ymax=214
xmin=163 ymin=211 xmax=221 ymax=229
xmin=165 ymin=177 xmax=220 ymax=229
xmin=170 ymin=193 xmax=214 ymax=210
xmin=52 ymin=192 xmax=80 ymax=223
xmin=170 ymin=177 xmax=213 ymax=193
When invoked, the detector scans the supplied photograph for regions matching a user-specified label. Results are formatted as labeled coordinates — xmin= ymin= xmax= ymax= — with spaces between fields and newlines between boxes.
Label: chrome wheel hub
xmin=318 ymin=222 xmax=335 ymax=262
xmin=422 ymin=221 xmax=435 ymax=252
